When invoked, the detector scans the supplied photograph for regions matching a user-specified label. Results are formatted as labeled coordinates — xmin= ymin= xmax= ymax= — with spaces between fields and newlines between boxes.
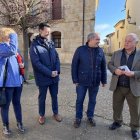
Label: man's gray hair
xmin=87 ymin=33 xmax=98 ymax=41
xmin=127 ymin=33 xmax=139 ymax=44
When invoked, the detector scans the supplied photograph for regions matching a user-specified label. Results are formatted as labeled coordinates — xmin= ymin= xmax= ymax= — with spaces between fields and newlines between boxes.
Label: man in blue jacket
xmin=71 ymin=33 xmax=107 ymax=128
xmin=30 ymin=23 xmax=62 ymax=125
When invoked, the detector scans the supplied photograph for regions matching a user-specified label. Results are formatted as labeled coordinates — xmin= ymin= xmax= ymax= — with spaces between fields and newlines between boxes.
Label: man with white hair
xmin=71 ymin=33 xmax=107 ymax=128
xmin=108 ymin=33 xmax=140 ymax=140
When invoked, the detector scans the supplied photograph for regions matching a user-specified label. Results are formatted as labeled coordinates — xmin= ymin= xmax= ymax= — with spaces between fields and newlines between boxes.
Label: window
xmin=52 ymin=31 xmax=61 ymax=48
xmin=127 ymin=10 xmax=129 ymax=19
xmin=52 ymin=0 xmax=62 ymax=19
xmin=117 ymin=30 xmax=119 ymax=39
xmin=119 ymin=42 xmax=121 ymax=48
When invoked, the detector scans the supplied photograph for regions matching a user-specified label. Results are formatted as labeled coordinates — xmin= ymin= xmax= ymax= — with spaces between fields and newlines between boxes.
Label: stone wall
xmin=52 ymin=0 xmax=96 ymax=63
xmin=26 ymin=0 xmax=96 ymax=63
xmin=125 ymin=0 xmax=140 ymax=48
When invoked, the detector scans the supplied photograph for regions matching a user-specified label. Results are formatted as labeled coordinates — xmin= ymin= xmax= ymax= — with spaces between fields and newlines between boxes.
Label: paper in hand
xmin=118 ymin=65 xmax=130 ymax=72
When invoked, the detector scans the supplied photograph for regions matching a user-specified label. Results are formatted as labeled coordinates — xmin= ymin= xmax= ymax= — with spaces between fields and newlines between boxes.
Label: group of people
xmin=0 ymin=23 xmax=140 ymax=140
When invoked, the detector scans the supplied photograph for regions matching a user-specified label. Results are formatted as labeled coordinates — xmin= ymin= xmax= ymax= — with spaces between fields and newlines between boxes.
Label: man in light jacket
xmin=108 ymin=33 xmax=140 ymax=140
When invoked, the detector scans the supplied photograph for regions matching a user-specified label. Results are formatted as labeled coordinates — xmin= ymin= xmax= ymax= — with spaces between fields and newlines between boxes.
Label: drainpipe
xmin=82 ymin=0 xmax=85 ymax=45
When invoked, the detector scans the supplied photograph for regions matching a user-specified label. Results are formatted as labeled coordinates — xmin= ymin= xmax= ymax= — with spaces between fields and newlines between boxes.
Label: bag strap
xmin=3 ymin=59 xmax=8 ymax=87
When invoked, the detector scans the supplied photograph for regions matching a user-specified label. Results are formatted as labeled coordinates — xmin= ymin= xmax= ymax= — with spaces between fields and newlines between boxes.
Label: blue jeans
xmin=38 ymin=83 xmax=59 ymax=116
xmin=76 ymin=85 xmax=99 ymax=119
xmin=1 ymin=86 xmax=23 ymax=126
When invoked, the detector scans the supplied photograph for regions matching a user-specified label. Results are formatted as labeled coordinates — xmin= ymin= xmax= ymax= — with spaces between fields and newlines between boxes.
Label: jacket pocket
xmin=96 ymin=72 xmax=101 ymax=84
xmin=78 ymin=71 xmax=89 ymax=83
xmin=109 ymin=75 xmax=118 ymax=91
xmin=96 ymin=54 xmax=103 ymax=66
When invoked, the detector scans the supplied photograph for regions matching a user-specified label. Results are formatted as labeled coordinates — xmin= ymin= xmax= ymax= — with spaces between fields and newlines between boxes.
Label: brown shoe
xmin=53 ymin=114 xmax=62 ymax=122
xmin=38 ymin=116 xmax=45 ymax=125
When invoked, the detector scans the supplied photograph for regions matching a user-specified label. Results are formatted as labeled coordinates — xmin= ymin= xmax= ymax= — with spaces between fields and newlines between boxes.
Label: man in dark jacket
xmin=71 ymin=33 xmax=107 ymax=128
xmin=30 ymin=23 xmax=62 ymax=125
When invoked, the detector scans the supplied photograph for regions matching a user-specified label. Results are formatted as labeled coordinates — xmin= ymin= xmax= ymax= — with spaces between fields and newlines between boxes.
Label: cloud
xmin=95 ymin=24 xmax=111 ymax=32
xmin=94 ymin=24 xmax=114 ymax=45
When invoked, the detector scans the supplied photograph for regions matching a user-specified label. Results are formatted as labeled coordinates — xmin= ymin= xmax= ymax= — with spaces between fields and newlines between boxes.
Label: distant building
xmin=103 ymin=19 xmax=125 ymax=53
xmin=113 ymin=19 xmax=125 ymax=51
xmin=104 ymin=0 xmax=140 ymax=53
xmin=125 ymin=0 xmax=140 ymax=48
xmin=103 ymin=32 xmax=115 ymax=54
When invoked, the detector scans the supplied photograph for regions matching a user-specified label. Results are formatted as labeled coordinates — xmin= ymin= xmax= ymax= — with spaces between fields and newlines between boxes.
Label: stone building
xmin=113 ymin=19 xmax=125 ymax=51
xmin=103 ymin=0 xmax=140 ymax=53
xmin=103 ymin=32 xmax=115 ymax=54
xmin=125 ymin=0 xmax=140 ymax=48
xmin=103 ymin=19 xmax=125 ymax=54
xmin=30 ymin=0 xmax=98 ymax=63
xmin=0 ymin=0 xmax=98 ymax=64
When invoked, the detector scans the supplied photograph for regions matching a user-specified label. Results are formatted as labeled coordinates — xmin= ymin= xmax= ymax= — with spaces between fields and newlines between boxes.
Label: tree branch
xmin=0 ymin=0 xmax=11 ymax=12
xmin=12 ymin=0 xmax=20 ymax=14
xmin=28 ymin=0 xmax=36 ymax=8
xmin=0 ymin=0 xmax=51 ymax=29
xmin=0 ymin=10 xmax=7 ymax=16
xmin=23 ymin=0 xmax=29 ymax=14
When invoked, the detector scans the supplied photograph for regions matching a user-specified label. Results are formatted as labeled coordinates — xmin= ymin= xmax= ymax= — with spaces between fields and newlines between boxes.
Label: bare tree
xmin=0 ymin=0 xmax=51 ymax=79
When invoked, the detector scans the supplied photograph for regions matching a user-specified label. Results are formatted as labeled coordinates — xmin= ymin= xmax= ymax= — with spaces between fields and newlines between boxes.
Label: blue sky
xmin=95 ymin=0 xmax=126 ymax=44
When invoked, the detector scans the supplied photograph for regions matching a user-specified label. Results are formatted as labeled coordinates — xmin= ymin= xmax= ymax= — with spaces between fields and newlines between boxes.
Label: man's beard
xmin=43 ymin=34 xmax=49 ymax=39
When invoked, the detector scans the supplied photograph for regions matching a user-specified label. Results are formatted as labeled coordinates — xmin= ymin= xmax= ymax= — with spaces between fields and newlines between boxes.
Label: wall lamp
xmin=127 ymin=11 xmax=136 ymax=25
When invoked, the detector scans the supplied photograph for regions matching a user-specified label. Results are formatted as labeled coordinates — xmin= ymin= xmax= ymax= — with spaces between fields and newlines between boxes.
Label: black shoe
xmin=3 ymin=125 xmax=12 ymax=136
xmin=74 ymin=119 xmax=81 ymax=128
xmin=17 ymin=122 xmax=25 ymax=133
xmin=131 ymin=130 xmax=140 ymax=140
xmin=109 ymin=122 xmax=122 ymax=130
xmin=87 ymin=118 xmax=96 ymax=127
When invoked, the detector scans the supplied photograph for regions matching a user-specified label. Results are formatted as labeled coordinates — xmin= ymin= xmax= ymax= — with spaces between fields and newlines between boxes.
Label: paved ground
xmin=0 ymin=64 xmax=134 ymax=140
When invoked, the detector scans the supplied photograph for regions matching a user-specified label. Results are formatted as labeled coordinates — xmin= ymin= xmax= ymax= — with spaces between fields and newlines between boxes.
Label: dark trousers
xmin=38 ymin=83 xmax=59 ymax=116
xmin=113 ymin=86 xmax=140 ymax=131
xmin=75 ymin=85 xmax=99 ymax=119
xmin=1 ymin=86 xmax=23 ymax=126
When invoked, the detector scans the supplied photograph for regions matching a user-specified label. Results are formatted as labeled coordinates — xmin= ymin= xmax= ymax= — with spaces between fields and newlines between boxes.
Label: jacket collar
xmin=35 ymin=35 xmax=53 ymax=49
xmin=85 ymin=43 xmax=99 ymax=50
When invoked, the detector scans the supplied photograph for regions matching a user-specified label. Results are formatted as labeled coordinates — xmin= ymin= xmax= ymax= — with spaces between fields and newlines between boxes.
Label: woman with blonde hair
xmin=0 ymin=27 xmax=25 ymax=136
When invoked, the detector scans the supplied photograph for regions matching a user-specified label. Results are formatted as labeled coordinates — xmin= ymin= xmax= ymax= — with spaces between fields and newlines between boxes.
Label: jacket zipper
xmin=90 ymin=49 xmax=94 ymax=84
